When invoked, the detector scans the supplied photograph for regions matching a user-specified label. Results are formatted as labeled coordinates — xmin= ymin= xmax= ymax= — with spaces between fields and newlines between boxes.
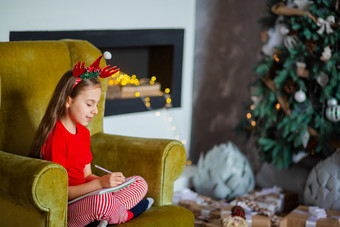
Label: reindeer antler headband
xmin=72 ymin=55 xmax=119 ymax=88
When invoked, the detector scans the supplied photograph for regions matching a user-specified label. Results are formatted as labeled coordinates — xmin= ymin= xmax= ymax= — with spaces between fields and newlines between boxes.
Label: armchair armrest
xmin=90 ymin=133 xmax=187 ymax=206
xmin=0 ymin=151 xmax=68 ymax=226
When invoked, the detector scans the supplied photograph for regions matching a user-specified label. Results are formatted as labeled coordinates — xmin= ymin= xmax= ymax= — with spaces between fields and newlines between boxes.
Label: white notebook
xmin=68 ymin=178 xmax=136 ymax=204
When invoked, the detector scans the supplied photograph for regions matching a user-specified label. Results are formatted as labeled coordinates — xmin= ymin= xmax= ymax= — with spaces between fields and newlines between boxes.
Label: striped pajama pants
xmin=67 ymin=176 xmax=148 ymax=227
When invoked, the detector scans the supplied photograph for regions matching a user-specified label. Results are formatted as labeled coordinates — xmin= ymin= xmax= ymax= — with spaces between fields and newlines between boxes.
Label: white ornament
xmin=294 ymin=0 xmax=313 ymax=11
xmin=262 ymin=17 xmax=285 ymax=56
xmin=317 ymin=16 xmax=335 ymax=34
xmin=103 ymin=51 xmax=112 ymax=60
xmin=193 ymin=142 xmax=255 ymax=200
xmin=317 ymin=72 xmax=329 ymax=88
xmin=304 ymin=150 xmax=340 ymax=209
xmin=283 ymin=35 xmax=299 ymax=49
xmin=294 ymin=90 xmax=306 ymax=103
xmin=320 ymin=46 xmax=332 ymax=62
xmin=326 ymin=105 xmax=340 ymax=122
xmin=327 ymin=98 xmax=338 ymax=106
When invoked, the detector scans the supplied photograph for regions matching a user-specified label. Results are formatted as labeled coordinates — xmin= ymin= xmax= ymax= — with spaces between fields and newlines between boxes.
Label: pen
xmin=95 ymin=165 xmax=112 ymax=174
xmin=94 ymin=165 xmax=127 ymax=181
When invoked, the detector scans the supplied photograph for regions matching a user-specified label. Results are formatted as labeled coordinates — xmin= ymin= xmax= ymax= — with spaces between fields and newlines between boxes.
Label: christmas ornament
xmin=193 ymin=142 xmax=255 ymax=200
xmin=262 ymin=17 xmax=285 ymax=56
xmin=317 ymin=16 xmax=335 ymax=34
xmin=316 ymin=72 xmax=329 ymax=88
xmin=327 ymin=98 xmax=338 ymax=106
xmin=320 ymin=46 xmax=332 ymax=62
xmin=296 ymin=62 xmax=309 ymax=78
xmin=283 ymin=34 xmax=299 ymax=49
xmin=305 ymin=39 xmax=317 ymax=53
xmin=294 ymin=0 xmax=313 ymax=11
xmin=326 ymin=105 xmax=340 ymax=122
xmin=223 ymin=205 xmax=249 ymax=227
xmin=294 ymin=90 xmax=306 ymax=103
xmin=301 ymin=129 xmax=310 ymax=148
xmin=284 ymin=79 xmax=298 ymax=94
xmin=304 ymin=149 xmax=340 ymax=209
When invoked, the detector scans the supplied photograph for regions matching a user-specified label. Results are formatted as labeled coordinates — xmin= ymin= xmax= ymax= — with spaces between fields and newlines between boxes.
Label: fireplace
xmin=10 ymin=29 xmax=184 ymax=116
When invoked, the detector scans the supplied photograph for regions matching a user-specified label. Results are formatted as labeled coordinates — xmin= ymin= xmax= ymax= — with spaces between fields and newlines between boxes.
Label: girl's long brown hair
xmin=29 ymin=70 xmax=101 ymax=159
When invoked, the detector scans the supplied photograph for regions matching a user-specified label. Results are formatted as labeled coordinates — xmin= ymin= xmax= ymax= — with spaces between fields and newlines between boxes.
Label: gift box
xmin=178 ymin=199 xmax=222 ymax=220
xmin=221 ymin=205 xmax=283 ymax=227
xmin=280 ymin=206 xmax=340 ymax=227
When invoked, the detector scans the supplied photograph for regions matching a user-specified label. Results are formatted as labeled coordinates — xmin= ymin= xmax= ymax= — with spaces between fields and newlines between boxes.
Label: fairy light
xmin=250 ymin=104 xmax=255 ymax=110
xmin=251 ymin=121 xmax=256 ymax=126
xmin=246 ymin=113 xmax=252 ymax=119
xmin=276 ymin=103 xmax=281 ymax=110
xmin=187 ymin=160 xmax=192 ymax=166
xmin=108 ymin=71 xmax=187 ymax=146
xmin=273 ymin=54 xmax=280 ymax=62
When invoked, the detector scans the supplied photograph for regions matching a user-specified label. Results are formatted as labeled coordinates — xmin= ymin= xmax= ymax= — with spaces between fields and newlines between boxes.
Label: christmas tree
xmin=241 ymin=0 xmax=340 ymax=169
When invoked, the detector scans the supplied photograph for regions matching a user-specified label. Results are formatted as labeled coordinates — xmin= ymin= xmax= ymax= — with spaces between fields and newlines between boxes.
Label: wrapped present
xmin=280 ymin=206 xmax=340 ymax=227
xmin=221 ymin=205 xmax=283 ymax=227
xmin=230 ymin=186 xmax=298 ymax=215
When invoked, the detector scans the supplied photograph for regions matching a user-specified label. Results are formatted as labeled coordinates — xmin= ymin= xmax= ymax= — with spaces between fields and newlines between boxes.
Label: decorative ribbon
xmin=317 ymin=16 xmax=335 ymax=34
xmin=293 ymin=208 xmax=340 ymax=227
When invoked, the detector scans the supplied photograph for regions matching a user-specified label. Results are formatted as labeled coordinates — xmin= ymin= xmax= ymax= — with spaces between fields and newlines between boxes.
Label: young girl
xmin=30 ymin=56 xmax=153 ymax=227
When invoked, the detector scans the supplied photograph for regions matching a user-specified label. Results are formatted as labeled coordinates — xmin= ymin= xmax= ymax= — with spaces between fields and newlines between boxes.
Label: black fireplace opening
xmin=10 ymin=29 xmax=184 ymax=116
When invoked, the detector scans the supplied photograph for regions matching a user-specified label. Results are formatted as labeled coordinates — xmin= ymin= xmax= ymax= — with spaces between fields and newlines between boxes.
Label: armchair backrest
xmin=0 ymin=40 xmax=107 ymax=157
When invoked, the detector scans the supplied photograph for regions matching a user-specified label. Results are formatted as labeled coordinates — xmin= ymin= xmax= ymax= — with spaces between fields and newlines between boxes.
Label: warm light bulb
xmin=145 ymin=97 xmax=150 ymax=102
xmin=276 ymin=103 xmax=280 ymax=110
xmin=108 ymin=79 xmax=114 ymax=86
xmin=250 ymin=105 xmax=255 ymax=110
xmin=246 ymin=113 xmax=252 ymax=119
xmin=151 ymin=76 xmax=156 ymax=81
xmin=145 ymin=102 xmax=150 ymax=107
xmin=135 ymin=92 xmax=140 ymax=97
xmin=155 ymin=111 xmax=161 ymax=116
xmin=150 ymin=81 xmax=155 ymax=85
xmin=251 ymin=121 xmax=256 ymax=126
xmin=165 ymin=88 xmax=170 ymax=93
xmin=166 ymin=98 xmax=172 ymax=103
xmin=187 ymin=160 xmax=192 ymax=166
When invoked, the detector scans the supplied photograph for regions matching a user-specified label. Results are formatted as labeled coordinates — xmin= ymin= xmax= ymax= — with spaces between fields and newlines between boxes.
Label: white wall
xmin=0 ymin=0 xmax=196 ymax=156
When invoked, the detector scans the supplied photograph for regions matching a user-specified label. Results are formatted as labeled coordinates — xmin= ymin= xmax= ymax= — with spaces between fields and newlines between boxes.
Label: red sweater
xmin=42 ymin=120 xmax=93 ymax=186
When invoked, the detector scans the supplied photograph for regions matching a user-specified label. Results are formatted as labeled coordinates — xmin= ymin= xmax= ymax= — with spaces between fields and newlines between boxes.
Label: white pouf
xmin=304 ymin=150 xmax=340 ymax=209
xmin=193 ymin=142 xmax=255 ymax=200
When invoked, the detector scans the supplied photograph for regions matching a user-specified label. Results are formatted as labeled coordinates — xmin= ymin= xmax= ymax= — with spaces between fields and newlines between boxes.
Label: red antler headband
xmin=72 ymin=55 xmax=120 ymax=88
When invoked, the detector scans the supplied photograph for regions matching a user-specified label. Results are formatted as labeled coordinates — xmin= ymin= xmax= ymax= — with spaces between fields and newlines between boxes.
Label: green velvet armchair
xmin=0 ymin=40 xmax=194 ymax=226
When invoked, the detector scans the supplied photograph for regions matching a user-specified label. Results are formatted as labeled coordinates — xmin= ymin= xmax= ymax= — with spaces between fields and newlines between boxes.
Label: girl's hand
xmin=99 ymin=172 xmax=126 ymax=188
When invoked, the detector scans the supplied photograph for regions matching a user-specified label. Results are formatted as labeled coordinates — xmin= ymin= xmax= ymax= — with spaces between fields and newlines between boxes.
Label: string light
xmin=250 ymin=104 xmax=255 ymax=110
xmin=251 ymin=121 xmax=256 ymax=126
xmin=186 ymin=160 xmax=192 ymax=166
xmin=246 ymin=113 xmax=252 ymax=119
xmin=273 ymin=54 xmax=280 ymax=62
xmin=276 ymin=103 xmax=281 ymax=110
xmin=108 ymin=71 xmax=187 ymax=146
